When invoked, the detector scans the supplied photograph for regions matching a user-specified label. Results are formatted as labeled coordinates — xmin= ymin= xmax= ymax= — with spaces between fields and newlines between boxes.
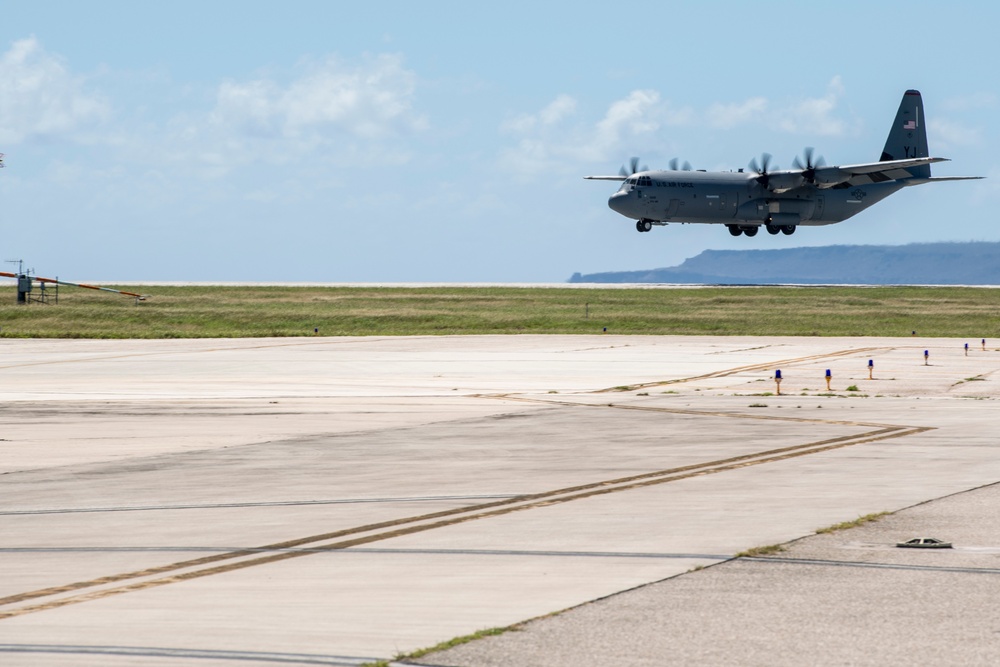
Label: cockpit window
xmin=618 ymin=176 xmax=635 ymax=190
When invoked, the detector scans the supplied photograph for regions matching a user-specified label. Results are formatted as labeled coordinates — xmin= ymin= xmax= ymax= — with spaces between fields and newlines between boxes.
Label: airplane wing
xmin=810 ymin=156 xmax=952 ymax=187
xmin=903 ymin=176 xmax=985 ymax=184
xmin=584 ymin=175 xmax=627 ymax=181
xmin=836 ymin=156 xmax=949 ymax=175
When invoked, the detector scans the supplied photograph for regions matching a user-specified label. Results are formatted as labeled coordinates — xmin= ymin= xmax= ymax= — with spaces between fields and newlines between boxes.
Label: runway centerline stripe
xmin=0 ymin=420 xmax=930 ymax=620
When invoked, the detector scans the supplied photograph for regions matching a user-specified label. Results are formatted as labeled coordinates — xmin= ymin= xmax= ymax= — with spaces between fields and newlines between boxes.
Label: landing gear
xmin=635 ymin=219 xmax=653 ymax=233
xmin=742 ymin=225 xmax=758 ymax=237
xmin=766 ymin=224 xmax=780 ymax=235
xmin=728 ymin=224 xmax=742 ymax=237
xmin=781 ymin=225 xmax=796 ymax=235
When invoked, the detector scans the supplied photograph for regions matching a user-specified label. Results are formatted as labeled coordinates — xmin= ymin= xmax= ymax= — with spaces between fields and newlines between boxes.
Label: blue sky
xmin=0 ymin=1 xmax=996 ymax=282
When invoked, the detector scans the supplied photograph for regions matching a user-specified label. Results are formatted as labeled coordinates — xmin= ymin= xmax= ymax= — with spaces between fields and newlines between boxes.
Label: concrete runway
xmin=0 ymin=335 xmax=997 ymax=666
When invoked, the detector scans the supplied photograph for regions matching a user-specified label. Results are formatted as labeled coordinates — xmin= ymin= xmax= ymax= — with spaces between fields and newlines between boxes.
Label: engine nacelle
xmin=811 ymin=167 xmax=851 ymax=189
xmin=763 ymin=171 xmax=806 ymax=193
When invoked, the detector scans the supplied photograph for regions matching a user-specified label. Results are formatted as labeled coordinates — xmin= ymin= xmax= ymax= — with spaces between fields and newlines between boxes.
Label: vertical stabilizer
xmin=881 ymin=89 xmax=930 ymax=178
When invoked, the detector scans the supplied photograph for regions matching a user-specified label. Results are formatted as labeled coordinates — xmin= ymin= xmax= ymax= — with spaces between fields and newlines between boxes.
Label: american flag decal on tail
xmin=903 ymin=119 xmax=916 ymax=130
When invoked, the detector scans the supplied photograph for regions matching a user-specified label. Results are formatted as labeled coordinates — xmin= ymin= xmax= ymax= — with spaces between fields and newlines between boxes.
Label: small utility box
xmin=17 ymin=275 xmax=32 ymax=303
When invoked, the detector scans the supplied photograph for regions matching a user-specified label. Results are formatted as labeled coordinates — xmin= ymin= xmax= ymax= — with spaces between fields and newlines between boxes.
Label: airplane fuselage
xmin=588 ymin=90 xmax=980 ymax=238
xmin=608 ymin=170 xmax=905 ymax=227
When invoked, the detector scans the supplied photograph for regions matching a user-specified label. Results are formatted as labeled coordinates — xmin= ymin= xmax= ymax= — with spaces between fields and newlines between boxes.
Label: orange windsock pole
xmin=1 ymin=272 xmax=146 ymax=300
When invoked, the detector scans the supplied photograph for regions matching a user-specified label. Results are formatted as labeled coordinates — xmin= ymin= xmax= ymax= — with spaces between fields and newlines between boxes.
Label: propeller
xmin=792 ymin=147 xmax=826 ymax=183
xmin=618 ymin=157 xmax=648 ymax=177
xmin=668 ymin=158 xmax=693 ymax=171
xmin=748 ymin=153 xmax=776 ymax=188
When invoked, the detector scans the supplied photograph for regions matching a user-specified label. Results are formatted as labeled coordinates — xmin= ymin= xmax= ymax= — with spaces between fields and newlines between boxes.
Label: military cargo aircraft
xmin=586 ymin=90 xmax=981 ymax=237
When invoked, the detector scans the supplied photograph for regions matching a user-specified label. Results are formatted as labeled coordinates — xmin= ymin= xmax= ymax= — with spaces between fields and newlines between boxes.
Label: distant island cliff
xmin=569 ymin=242 xmax=1000 ymax=285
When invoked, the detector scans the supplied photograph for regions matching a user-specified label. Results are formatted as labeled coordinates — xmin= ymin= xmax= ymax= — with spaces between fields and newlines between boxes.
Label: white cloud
xmin=499 ymin=90 xmax=698 ymax=178
xmin=774 ymin=76 xmax=850 ymax=136
xmin=594 ymin=90 xmax=679 ymax=148
xmin=502 ymin=94 xmax=577 ymax=133
xmin=498 ymin=80 xmax=861 ymax=181
xmin=700 ymin=78 xmax=853 ymax=137
xmin=930 ymin=118 xmax=983 ymax=150
xmin=707 ymin=97 xmax=768 ymax=129
xmin=943 ymin=92 xmax=998 ymax=112
xmin=0 ymin=37 xmax=110 ymax=144
xmin=209 ymin=54 xmax=426 ymax=144
xmin=149 ymin=53 xmax=430 ymax=178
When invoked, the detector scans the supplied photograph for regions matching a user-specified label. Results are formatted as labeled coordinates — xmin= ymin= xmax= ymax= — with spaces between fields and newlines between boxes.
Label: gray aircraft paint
xmin=587 ymin=90 xmax=980 ymax=237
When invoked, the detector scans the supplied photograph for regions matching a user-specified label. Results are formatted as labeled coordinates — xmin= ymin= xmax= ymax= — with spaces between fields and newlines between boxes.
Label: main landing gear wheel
xmin=728 ymin=224 xmax=742 ymax=236
xmin=781 ymin=225 xmax=796 ymax=235
xmin=635 ymin=220 xmax=653 ymax=233
xmin=742 ymin=225 xmax=758 ymax=237
xmin=766 ymin=224 xmax=780 ymax=235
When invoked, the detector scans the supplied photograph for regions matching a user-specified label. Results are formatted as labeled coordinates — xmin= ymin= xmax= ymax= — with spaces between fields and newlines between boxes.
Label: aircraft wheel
xmin=642 ymin=220 xmax=653 ymax=232
xmin=742 ymin=225 xmax=758 ymax=237
xmin=636 ymin=221 xmax=644 ymax=232
xmin=766 ymin=224 xmax=780 ymax=235
xmin=781 ymin=225 xmax=796 ymax=235
xmin=728 ymin=225 xmax=742 ymax=237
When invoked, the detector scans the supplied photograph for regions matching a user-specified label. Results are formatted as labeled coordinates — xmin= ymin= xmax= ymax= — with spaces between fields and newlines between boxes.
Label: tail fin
xmin=881 ymin=90 xmax=930 ymax=178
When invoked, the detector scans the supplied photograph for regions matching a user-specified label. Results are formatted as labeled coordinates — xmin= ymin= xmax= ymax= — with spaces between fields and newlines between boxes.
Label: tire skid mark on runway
xmin=595 ymin=346 xmax=889 ymax=392
xmin=2 ymin=494 xmax=520 ymax=517
xmin=0 ymin=547 xmax=731 ymax=559
xmin=492 ymin=394 xmax=904 ymax=429
xmin=0 ymin=422 xmax=930 ymax=620
xmin=0 ymin=424 xmax=907 ymax=607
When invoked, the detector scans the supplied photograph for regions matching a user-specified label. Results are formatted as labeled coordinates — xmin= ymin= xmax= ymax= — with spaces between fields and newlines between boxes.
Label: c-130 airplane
xmin=586 ymin=90 xmax=981 ymax=237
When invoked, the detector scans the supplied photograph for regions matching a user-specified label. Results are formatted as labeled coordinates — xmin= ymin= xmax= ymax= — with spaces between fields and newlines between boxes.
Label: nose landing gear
xmin=635 ymin=219 xmax=654 ymax=233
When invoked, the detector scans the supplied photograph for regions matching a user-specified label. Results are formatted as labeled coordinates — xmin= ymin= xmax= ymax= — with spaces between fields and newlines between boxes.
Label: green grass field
xmin=0 ymin=284 xmax=998 ymax=339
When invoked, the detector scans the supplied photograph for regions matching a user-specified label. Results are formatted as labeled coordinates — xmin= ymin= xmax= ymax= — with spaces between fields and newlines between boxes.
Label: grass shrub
xmin=1 ymin=285 xmax=999 ymax=339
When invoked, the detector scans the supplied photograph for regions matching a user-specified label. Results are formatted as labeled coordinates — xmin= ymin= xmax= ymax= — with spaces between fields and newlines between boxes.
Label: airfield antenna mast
xmin=5 ymin=259 xmax=26 ymax=276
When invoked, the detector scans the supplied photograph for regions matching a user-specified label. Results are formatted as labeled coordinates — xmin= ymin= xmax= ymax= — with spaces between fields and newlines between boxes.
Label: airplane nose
xmin=608 ymin=192 xmax=630 ymax=217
